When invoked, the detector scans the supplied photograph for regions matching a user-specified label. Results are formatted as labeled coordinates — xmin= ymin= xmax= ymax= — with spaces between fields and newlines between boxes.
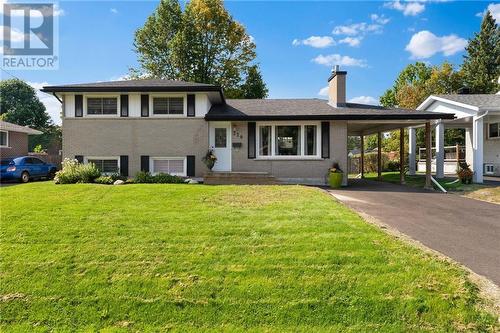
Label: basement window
xmin=86 ymin=157 xmax=119 ymax=174
xmin=150 ymin=157 xmax=186 ymax=176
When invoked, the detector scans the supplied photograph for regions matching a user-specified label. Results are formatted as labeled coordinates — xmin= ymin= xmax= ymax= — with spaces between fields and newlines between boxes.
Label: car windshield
xmin=1 ymin=159 xmax=13 ymax=166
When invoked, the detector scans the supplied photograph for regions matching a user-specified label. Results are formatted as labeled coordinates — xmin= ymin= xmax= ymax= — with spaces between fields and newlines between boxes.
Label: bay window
xmin=259 ymin=126 xmax=271 ymax=156
xmin=256 ymin=123 xmax=321 ymax=158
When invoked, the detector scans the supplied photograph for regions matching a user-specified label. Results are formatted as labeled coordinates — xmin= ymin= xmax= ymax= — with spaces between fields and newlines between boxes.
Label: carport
xmin=346 ymin=116 xmax=454 ymax=189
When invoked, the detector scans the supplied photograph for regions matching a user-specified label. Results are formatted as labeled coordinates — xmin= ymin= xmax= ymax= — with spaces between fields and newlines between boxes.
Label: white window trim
xmin=150 ymin=93 xmax=187 ymax=118
xmin=84 ymin=156 xmax=120 ymax=175
xmin=0 ymin=130 xmax=9 ymax=148
xmin=487 ymin=122 xmax=500 ymax=140
xmin=255 ymin=121 xmax=322 ymax=160
xmin=484 ymin=164 xmax=495 ymax=175
xmin=84 ymin=95 xmax=120 ymax=117
xmin=149 ymin=157 xmax=187 ymax=176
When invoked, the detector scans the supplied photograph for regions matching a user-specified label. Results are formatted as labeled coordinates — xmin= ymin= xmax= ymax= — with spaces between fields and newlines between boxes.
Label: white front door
xmin=209 ymin=122 xmax=231 ymax=172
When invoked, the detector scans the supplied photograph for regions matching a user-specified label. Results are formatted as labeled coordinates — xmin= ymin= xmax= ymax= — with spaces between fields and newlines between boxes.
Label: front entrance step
xmin=203 ymin=172 xmax=282 ymax=185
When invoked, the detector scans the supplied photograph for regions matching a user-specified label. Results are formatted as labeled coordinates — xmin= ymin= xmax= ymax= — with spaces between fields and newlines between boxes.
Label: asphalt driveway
xmin=328 ymin=179 xmax=500 ymax=285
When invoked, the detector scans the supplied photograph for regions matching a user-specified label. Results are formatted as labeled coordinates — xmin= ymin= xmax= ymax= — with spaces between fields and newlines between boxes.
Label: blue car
xmin=1 ymin=156 xmax=57 ymax=183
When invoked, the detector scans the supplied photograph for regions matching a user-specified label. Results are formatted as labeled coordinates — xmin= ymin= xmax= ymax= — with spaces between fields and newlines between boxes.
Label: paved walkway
xmin=328 ymin=179 xmax=500 ymax=285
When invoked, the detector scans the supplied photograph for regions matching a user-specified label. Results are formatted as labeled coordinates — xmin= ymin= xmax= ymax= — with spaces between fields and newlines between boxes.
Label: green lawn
xmin=363 ymin=172 xmax=500 ymax=204
xmin=1 ymin=182 xmax=497 ymax=332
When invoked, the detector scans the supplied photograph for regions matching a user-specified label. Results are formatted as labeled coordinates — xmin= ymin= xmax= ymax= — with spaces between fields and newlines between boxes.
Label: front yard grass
xmin=364 ymin=171 xmax=500 ymax=204
xmin=0 ymin=182 xmax=497 ymax=331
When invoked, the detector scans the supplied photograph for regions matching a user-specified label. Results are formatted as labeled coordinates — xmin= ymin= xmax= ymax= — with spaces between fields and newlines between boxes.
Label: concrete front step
xmin=204 ymin=172 xmax=282 ymax=185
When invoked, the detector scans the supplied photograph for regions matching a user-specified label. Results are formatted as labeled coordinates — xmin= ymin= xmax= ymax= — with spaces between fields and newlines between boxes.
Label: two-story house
xmin=42 ymin=68 xmax=453 ymax=185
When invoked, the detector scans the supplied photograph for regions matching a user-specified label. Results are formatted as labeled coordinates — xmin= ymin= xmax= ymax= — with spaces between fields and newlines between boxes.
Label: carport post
xmin=377 ymin=132 xmax=382 ymax=180
xmin=424 ymin=121 xmax=432 ymax=190
xmin=360 ymin=135 xmax=365 ymax=178
xmin=400 ymin=128 xmax=405 ymax=184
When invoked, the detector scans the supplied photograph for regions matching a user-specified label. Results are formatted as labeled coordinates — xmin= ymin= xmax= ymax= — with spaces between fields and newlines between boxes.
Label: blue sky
xmin=1 ymin=0 xmax=499 ymax=124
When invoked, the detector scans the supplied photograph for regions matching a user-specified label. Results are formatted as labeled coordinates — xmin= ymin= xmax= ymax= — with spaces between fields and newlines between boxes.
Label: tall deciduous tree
xmin=461 ymin=10 xmax=500 ymax=93
xmin=0 ymin=79 xmax=51 ymax=130
xmin=379 ymin=62 xmax=465 ymax=149
xmin=132 ymin=0 xmax=265 ymax=97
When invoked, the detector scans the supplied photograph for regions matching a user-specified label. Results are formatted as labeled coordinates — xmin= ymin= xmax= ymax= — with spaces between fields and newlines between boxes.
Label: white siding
xmin=129 ymin=94 xmax=141 ymax=117
xmin=426 ymin=100 xmax=476 ymax=119
xmin=64 ymin=94 xmax=75 ymax=118
xmin=484 ymin=114 xmax=500 ymax=164
xmin=195 ymin=93 xmax=211 ymax=117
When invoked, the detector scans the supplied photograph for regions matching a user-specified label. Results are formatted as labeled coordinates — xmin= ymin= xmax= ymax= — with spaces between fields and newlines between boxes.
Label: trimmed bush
xmin=94 ymin=176 xmax=114 ymax=185
xmin=133 ymin=171 xmax=184 ymax=184
xmin=54 ymin=158 xmax=101 ymax=184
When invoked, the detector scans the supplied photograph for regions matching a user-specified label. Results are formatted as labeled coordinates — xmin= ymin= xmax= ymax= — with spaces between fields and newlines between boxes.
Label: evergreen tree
xmin=461 ymin=10 xmax=500 ymax=93
xmin=240 ymin=65 xmax=268 ymax=99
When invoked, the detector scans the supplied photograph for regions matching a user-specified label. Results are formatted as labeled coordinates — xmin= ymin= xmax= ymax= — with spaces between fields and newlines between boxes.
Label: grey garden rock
xmin=113 ymin=180 xmax=125 ymax=185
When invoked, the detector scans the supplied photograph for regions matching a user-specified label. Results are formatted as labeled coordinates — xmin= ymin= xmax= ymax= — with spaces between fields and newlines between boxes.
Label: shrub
xmin=134 ymin=171 xmax=154 ymax=183
xmin=94 ymin=176 xmax=114 ymax=185
xmin=54 ymin=158 xmax=101 ymax=184
xmin=386 ymin=160 xmax=400 ymax=172
xmin=133 ymin=171 xmax=185 ymax=184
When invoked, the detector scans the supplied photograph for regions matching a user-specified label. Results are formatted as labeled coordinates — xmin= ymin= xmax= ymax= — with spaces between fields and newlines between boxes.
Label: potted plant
xmin=328 ymin=162 xmax=344 ymax=188
xmin=457 ymin=161 xmax=473 ymax=184
xmin=202 ymin=149 xmax=217 ymax=171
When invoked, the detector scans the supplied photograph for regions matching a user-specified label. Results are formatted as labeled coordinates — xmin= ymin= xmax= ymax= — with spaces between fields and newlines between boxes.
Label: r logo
xmin=3 ymin=3 xmax=54 ymax=56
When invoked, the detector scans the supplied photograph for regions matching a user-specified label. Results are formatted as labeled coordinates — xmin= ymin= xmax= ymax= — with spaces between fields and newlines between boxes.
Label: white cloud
xmin=405 ymin=30 xmax=467 ymax=59
xmin=109 ymin=74 xmax=131 ymax=81
xmin=476 ymin=3 xmax=500 ymax=22
xmin=0 ymin=25 xmax=25 ymax=43
xmin=292 ymin=36 xmax=335 ymax=48
xmin=110 ymin=8 xmax=118 ymax=14
xmin=384 ymin=1 xmax=425 ymax=16
xmin=318 ymin=86 xmax=329 ymax=97
xmin=312 ymin=54 xmax=367 ymax=67
xmin=28 ymin=82 xmax=62 ymax=125
xmin=370 ymin=14 xmax=390 ymax=25
xmin=339 ymin=37 xmax=362 ymax=47
xmin=332 ymin=22 xmax=383 ymax=36
xmin=348 ymin=96 xmax=379 ymax=105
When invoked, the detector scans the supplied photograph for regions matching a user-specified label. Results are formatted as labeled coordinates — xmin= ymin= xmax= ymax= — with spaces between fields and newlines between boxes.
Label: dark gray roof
xmin=41 ymin=79 xmax=221 ymax=93
xmin=206 ymin=99 xmax=455 ymax=121
xmin=434 ymin=94 xmax=500 ymax=109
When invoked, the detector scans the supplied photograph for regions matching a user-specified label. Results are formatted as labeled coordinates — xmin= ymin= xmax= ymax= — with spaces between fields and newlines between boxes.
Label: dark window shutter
xmin=141 ymin=94 xmax=149 ymax=117
xmin=248 ymin=122 xmax=256 ymax=159
xmin=187 ymin=94 xmax=195 ymax=117
xmin=120 ymin=95 xmax=129 ymax=117
xmin=120 ymin=155 xmax=129 ymax=177
xmin=186 ymin=155 xmax=195 ymax=177
xmin=75 ymin=95 xmax=83 ymax=117
xmin=321 ymin=121 xmax=330 ymax=159
xmin=140 ymin=155 xmax=149 ymax=172
xmin=75 ymin=155 xmax=84 ymax=163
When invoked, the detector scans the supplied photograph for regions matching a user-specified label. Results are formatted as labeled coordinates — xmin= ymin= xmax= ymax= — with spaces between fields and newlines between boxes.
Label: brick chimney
xmin=328 ymin=65 xmax=347 ymax=107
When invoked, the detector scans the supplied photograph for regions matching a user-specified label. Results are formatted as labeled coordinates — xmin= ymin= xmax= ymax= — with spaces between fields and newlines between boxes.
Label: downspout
xmin=52 ymin=92 xmax=62 ymax=104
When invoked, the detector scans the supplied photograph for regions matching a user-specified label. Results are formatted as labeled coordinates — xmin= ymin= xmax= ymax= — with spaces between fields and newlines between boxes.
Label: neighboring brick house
xmin=0 ymin=121 xmax=42 ymax=159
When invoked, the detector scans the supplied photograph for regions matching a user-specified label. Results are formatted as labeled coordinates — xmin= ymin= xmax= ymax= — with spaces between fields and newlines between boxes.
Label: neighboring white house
xmin=415 ymin=94 xmax=500 ymax=183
